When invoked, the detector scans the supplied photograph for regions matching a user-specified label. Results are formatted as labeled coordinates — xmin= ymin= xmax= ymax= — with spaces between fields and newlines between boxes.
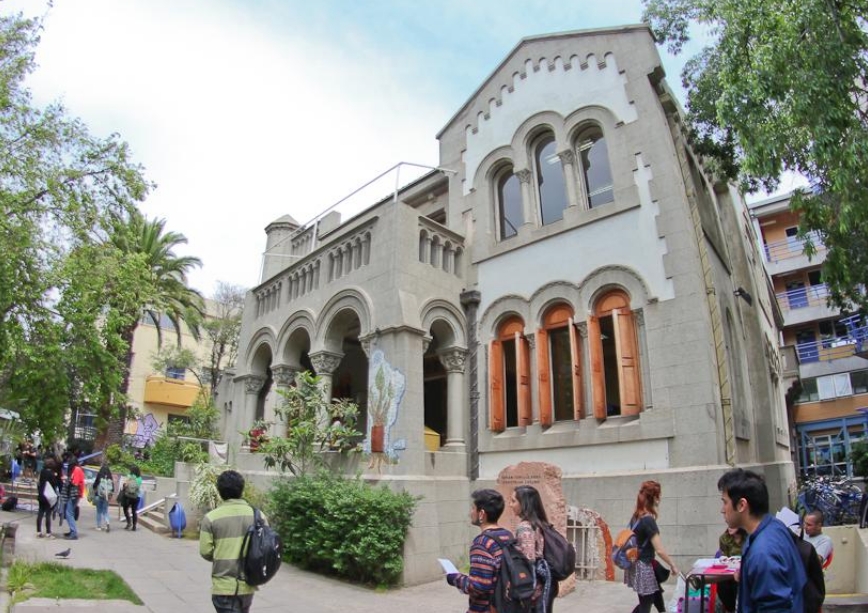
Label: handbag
xmin=42 ymin=481 xmax=58 ymax=508
xmin=652 ymin=559 xmax=671 ymax=584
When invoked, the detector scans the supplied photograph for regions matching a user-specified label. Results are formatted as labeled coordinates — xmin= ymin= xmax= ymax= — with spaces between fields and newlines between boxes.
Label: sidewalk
xmin=5 ymin=505 xmax=638 ymax=612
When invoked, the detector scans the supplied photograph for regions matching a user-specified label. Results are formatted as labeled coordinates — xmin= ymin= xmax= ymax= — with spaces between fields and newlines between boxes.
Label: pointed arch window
xmin=537 ymin=304 xmax=582 ymax=426
xmin=497 ymin=168 xmax=522 ymax=240
xmin=588 ymin=290 xmax=642 ymax=418
xmin=534 ymin=133 xmax=567 ymax=225
xmin=489 ymin=316 xmax=531 ymax=431
xmin=576 ymin=127 xmax=614 ymax=208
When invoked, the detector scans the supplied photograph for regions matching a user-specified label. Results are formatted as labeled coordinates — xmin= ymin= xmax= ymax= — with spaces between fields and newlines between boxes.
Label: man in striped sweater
xmin=446 ymin=489 xmax=514 ymax=613
xmin=199 ymin=470 xmax=258 ymax=613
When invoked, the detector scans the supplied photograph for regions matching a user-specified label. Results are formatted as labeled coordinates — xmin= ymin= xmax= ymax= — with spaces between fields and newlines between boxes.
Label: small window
xmin=588 ymin=290 xmax=642 ymax=418
xmin=489 ymin=317 xmax=531 ymax=431
xmin=577 ymin=128 xmax=614 ymax=208
xmin=497 ymin=169 xmax=523 ymax=240
xmin=851 ymin=370 xmax=868 ymax=395
xmin=534 ymin=134 xmax=567 ymax=225
xmin=797 ymin=378 xmax=819 ymax=403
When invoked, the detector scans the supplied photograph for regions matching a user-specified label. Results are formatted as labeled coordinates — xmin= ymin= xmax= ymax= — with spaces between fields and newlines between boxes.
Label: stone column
xmin=237 ymin=374 xmax=265 ymax=440
xmin=272 ymin=365 xmax=301 ymax=436
xmin=558 ymin=150 xmax=580 ymax=209
xmin=460 ymin=290 xmax=481 ymax=480
xmin=516 ymin=168 xmax=536 ymax=228
xmin=439 ymin=348 xmax=467 ymax=448
xmin=308 ymin=351 xmax=343 ymax=404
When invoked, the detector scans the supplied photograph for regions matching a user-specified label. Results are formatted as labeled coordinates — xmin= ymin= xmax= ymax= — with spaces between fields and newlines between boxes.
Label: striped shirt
xmin=199 ymin=498 xmax=259 ymax=595
xmin=452 ymin=527 xmax=513 ymax=613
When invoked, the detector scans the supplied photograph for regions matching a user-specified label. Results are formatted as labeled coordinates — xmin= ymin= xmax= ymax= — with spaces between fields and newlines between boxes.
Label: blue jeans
xmin=65 ymin=498 xmax=79 ymax=536
xmin=95 ymin=496 xmax=110 ymax=528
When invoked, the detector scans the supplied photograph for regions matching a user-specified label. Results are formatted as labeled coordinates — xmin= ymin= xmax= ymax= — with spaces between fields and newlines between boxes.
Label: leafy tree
xmin=202 ymin=282 xmax=245 ymax=397
xmin=851 ymin=440 xmax=868 ymax=480
xmin=643 ymin=0 xmax=868 ymax=311
xmin=259 ymin=371 xmax=362 ymax=476
xmin=0 ymin=13 xmax=151 ymax=438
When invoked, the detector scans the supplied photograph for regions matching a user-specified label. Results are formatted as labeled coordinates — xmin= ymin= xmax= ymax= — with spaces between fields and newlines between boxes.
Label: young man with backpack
xmin=199 ymin=470 xmax=260 ymax=613
xmin=447 ymin=488 xmax=524 ymax=613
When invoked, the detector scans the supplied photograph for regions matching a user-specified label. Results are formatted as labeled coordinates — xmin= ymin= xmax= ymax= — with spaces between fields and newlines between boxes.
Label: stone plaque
xmin=496 ymin=461 xmax=576 ymax=595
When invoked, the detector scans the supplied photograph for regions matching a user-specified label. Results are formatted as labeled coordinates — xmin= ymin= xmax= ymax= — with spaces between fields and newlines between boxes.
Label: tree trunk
xmin=101 ymin=324 xmax=137 ymax=448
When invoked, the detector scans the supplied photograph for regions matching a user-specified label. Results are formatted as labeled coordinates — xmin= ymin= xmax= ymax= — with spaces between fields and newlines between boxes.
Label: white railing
xmin=764 ymin=231 xmax=826 ymax=263
xmin=776 ymin=283 xmax=830 ymax=311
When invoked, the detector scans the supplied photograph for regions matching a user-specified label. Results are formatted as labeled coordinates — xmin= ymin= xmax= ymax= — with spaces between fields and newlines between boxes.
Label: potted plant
xmin=247 ymin=420 xmax=270 ymax=452
xmin=368 ymin=366 xmax=393 ymax=453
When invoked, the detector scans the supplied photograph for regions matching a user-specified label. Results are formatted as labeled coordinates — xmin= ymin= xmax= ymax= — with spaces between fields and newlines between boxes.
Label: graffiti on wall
xmin=130 ymin=413 xmax=160 ymax=448
xmin=364 ymin=349 xmax=406 ymax=470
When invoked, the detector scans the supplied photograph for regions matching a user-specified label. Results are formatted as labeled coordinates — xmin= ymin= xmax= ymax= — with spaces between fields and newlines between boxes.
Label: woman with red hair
xmin=624 ymin=480 xmax=680 ymax=613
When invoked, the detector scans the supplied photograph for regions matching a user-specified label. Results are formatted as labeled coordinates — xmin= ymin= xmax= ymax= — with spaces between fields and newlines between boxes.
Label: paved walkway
xmin=3 ymin=505 xmax=640 ymax=612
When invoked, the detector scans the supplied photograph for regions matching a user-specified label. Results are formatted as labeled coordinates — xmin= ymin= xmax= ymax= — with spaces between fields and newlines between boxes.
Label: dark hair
xmin=717 ymin=468 xmax=769 ymax=517
xmin=471 ymin=488 xmax=505 ymax=523
xmin=513 ymin=485 xmax=549 ymax=530
xmin=98 ymin=464 xmax=112 ymax=479
xmin=67 ymin=456 xmax=78 ymax=468
xmin=806 ymin=510 xmax=824 ymax=526
xmin=129 ymin=465 xmax=141 ymax=477
xmin=632 ymin=480 xmax=661 ymax=521
xmin=216 ymin=470 xmax=245 ymax=501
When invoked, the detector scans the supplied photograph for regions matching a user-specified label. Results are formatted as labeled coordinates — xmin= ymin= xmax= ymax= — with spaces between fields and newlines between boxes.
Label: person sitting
xmin=803 ymin=511 xmax=833 ymax=567
xmin=717 ymin=526 xmax=746 ymax=613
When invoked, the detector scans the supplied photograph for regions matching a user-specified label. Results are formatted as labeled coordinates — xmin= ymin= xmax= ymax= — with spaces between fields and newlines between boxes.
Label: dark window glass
xmin=807 ymin=270 xmax=823 ymax=286
xmin=600 ymin=315 xmax=621 ymax=415
xmin=166 ymin=366 xmax=186 ymax=380
xmin=549 ymin=326 xmax=574 ymax=421
xmin=503 ymin=338 xmax=518 ymax=427
xmin=579 ymin=134 xmax=614 ymax=207
xmin=535 ymin=136 xmax=567 ymax=225
xmin=797 ymin=378 xmax=819 ymax=403
xmin=498 ymin=172 xmax=522 ymax=239
xmin=851 ymin=370 xmax=868 ymax=395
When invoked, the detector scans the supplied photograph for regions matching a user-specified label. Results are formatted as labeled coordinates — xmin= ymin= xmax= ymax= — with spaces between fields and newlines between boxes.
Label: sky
xmin=3 ymin=0 xmax=804 ymax=295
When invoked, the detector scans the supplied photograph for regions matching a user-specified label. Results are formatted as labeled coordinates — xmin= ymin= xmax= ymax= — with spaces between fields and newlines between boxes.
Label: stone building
xmin=219 ymin=25 xmax=794 ymax=584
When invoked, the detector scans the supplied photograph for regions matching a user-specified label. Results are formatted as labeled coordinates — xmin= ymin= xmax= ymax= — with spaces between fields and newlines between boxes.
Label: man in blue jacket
xmin=718 ymin=468 xmax=806 ymax=613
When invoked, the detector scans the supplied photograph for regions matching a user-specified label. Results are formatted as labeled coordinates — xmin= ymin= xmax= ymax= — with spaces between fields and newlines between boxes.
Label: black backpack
xmin=541 ymin=523 xmax=576 ymax=581
xmin=792 ymin=532 xmax=825 ymax=613
xmin=493 ymin=537 xmax=537 ymax=613
xmin=238 ymin=508 xmax=282 ymax=586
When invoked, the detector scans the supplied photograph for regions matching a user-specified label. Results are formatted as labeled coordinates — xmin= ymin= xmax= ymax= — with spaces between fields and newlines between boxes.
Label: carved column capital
xmin=237 ymin=374 xmax=266 ymax=395
xmin=272 ymin=365 xmax=301 ymax=388
xmin=438 ymin=347 xmax=467 ymax=373
xmin=632 ymin=308 xmax=645 ymax=327
xmin=515 ymin=168 xmax=533 ymax=184
xmin=358 ymin=334 xmax=376 ymax=358
xmin=422 ymin=335 xmax=433 ymax=354
xmin=558 ymin=150 xmax=575 ymax=166
xmin=575 ymin=321 xmax=589 ymax=339
xmin=309 ymin=351 xmax=343 ymax=375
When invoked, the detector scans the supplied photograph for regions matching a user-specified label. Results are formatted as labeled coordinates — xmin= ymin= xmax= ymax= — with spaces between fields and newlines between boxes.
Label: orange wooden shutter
xmin=517 ymin=332 xmax=532 ymax=426
xmin=613 ymin=309 xmax=642 ymax=415
xmin=536 ymin=328 xmax=552 ymax=426
xmin=587 ymin=314 xmax=606 ymax=419
xmin=489 ymin=340 xmax=505 ymax=432
xmin=569 ymin=317 xmax=583 ymax=420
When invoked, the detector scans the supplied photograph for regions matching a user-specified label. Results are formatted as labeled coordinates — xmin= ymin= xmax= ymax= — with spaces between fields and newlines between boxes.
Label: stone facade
xmin=217 ymin=25 xmax=794 ymax=585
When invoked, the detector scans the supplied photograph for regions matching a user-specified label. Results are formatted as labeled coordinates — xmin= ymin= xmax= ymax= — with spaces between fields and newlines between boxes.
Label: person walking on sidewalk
xmin=122 ymin=465 xmax=142 ymax=531
xmin=199 ymin=470 xmax=259 ymax=613
xmin=510 ymin=485 xmax=557 ymax=613
xmin=446 ymin=488 xmax=514 ymax=613
xmin=63 ymin=456 xmax=85 ymax=540
xmin=93 ymin=463 xmax=114 ymax=532
xmin=718 ymin=468 xmax=806 ymax=613
xmin=36 ymin=457 xmax=59 ymax=539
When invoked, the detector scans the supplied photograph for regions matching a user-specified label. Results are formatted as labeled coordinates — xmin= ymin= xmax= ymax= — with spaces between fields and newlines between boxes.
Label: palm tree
xmin=99 ymin=212 xmax=204 ymax=448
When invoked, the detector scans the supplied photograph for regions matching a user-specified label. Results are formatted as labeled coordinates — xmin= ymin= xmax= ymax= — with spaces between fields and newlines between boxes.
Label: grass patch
xmin=7 ymin=561 xmax=142 ymax=605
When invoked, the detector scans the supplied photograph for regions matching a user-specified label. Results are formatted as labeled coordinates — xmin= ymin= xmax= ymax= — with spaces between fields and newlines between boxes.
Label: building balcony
xmin=143 ymin=375 xmax=202 ymax=408
xmin=776 ymin=283 xmax=838 ymax=327
xmin=794 ymin=327 xmax=868 ymax=366
xmin=763 ymin=232 xmax=827 ymax=276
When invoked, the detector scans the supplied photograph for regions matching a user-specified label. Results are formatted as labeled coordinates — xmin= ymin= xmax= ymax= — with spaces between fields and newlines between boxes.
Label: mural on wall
xmin=130 ymin=413 xmax=160 ymax=448
xmin=364 ymin=349 xmax=406 ymax=471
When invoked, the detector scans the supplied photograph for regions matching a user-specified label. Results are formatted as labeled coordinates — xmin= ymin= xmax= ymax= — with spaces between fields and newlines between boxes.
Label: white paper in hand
xmin=438 ymin=558 xmax=459 ymax=574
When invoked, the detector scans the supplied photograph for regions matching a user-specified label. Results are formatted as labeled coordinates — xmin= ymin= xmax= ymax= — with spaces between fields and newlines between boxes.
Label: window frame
xmin=495 ymin=166 xmax=523 ymax=240
xmin=532 ymin=132 xmax=568 ymax=226
xmin=537 ymin=304 xmax=582 ymax=426
xmin=588 ymin=290 xmax=642 ymax=418
xmin=489 ymin=317 xmax=531 ymax=432
xmin=575 ymin=126 xmax=615 ymax=209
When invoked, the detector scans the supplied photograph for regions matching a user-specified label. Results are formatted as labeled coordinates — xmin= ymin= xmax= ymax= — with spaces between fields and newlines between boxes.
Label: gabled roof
xmin=436 ymin=24 xmax=653 ymax=139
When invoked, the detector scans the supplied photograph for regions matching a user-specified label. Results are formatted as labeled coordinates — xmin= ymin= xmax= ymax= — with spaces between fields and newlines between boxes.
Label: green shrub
xmin=851 ymin=440 xmax=868 ymax=480
xmin=268 ymin=473 xmax=418 ymax=586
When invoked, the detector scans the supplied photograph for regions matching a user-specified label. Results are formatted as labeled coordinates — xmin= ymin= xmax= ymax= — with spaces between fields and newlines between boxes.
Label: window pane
xmin=580 ymin=136 xmax=614 ymax=207
xmin=499 ymin=173 xmax=522 ymax=239
xmin=166 ymin=366 xmax=186 ymax=380
xmin=536 ymin=137 xmax=567 ymax=225
xmin=797 ymin=378 xmax=819 ymax=403
xmin=851 ymin=370 xmax=868 ymax=394
xmin=817 ymin=375 xmax=836 ymax=400
xmin=503 ymin=338 xmax=519 ymax=427
xmin=549 ymin=327 xmax=574 ymax=421
xmin=833 ymin=372 xmax=853 ymax=397
xmin=599 ymin=315 xmax=621 ymax=415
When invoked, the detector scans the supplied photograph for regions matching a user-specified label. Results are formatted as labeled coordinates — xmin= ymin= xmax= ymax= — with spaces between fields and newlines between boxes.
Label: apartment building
xmin=749 ymin=193 xmax=868 ymax=478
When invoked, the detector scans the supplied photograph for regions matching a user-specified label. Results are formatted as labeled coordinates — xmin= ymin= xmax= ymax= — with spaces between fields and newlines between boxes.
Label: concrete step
xmin=824 ymin=594 xmax=868 ymax=611
xmin=135 ymin=509 xmax=169 ymax=535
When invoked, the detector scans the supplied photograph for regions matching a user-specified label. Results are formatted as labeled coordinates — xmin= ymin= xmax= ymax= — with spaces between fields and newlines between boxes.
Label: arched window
xmin=534 ymin=134 xmax=567 ymax=225
xmin=576 ymin=127 xmax=614 ymax=208
xmin=489 ymin=316 xmax=531 ymax=431
xmin=588 ymin=290 xmax=642 ymax=418
xmin=537 ymin=304 xmax=582 ymax=425
xmin=497 ymin=168 xmax=523 ymax=240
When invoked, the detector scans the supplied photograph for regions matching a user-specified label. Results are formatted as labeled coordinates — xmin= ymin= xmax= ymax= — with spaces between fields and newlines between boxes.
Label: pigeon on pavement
xmin=54 ymin=548 xmax=71 ymax=559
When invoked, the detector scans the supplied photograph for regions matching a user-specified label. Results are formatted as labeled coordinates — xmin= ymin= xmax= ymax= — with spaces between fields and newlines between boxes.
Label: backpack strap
xmin=234 ymin=506 xmax=260 ymax=596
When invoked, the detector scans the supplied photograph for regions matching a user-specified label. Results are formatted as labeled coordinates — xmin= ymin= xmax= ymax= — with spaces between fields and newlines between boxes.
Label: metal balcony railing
xmin=795 ymin=326 xmax=868 ymax=363
xmin=764 ymin=231 xmax=826 ymax=263
xmin=776 ymin=283 xmax=830 ymax=311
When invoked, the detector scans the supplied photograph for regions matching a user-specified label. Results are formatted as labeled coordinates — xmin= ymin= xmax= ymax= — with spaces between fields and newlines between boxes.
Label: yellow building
xmin=749 ymin=193 xmax=868 ymax=477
